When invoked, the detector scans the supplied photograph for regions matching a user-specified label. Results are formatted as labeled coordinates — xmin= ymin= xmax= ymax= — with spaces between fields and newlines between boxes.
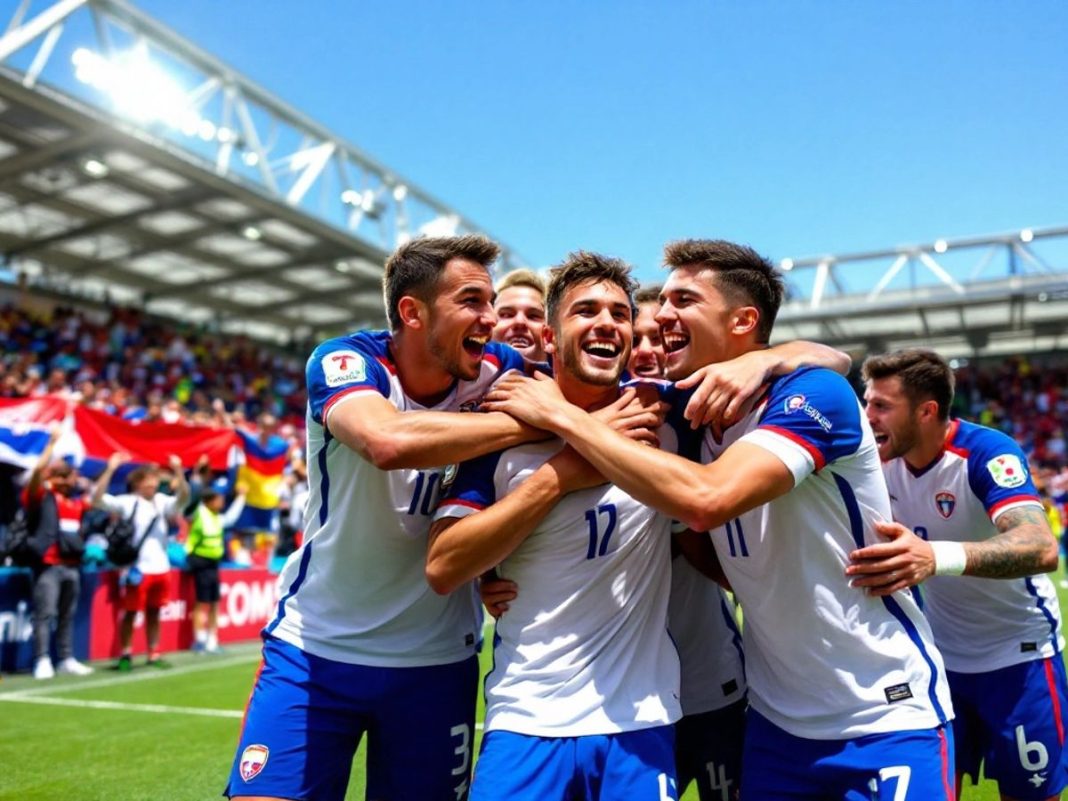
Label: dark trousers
xmin=32 ymin=564 xmax=80 ymax=661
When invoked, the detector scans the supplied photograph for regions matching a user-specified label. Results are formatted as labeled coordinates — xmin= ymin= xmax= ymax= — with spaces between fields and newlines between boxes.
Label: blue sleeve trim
xmin=439 ymin=450 xmax=505 ymax=512
xmin=306 ymin=332 xmax=391 ymax=424
xmin=756 ymin=368 xmax=863 ymax=468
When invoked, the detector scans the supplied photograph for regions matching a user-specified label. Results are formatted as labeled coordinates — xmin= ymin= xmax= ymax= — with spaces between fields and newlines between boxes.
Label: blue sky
xmin=136 ymin=1 xmax=1068 ymax=284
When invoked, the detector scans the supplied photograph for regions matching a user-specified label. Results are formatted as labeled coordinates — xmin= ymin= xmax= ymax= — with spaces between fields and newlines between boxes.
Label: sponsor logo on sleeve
xmin=883 ymin=683 xmax=914 ymax=703
xmin=986 ymin=454 xmax=1027 ymax=489
xmin=322 ymin=350 xmax=367 ymax=387
xmin=783 ymin=393 xmax=833 ymax=432
xmin=934 ymin=491 xmax=956 ymax=519
xmin=239 ymin=744 xmax=270 ymax=782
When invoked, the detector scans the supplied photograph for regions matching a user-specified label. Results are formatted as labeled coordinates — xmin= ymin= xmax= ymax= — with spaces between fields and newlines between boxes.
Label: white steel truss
xmin=0 ymin=0 xmax=526 ymax=271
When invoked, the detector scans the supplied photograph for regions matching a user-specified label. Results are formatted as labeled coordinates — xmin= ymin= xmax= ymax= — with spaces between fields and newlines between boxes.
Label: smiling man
xmin=427 ymin=252 xmax=684 ymax=801
xmin=493 ymin=268 xmax=548 ymax=362
xmin=851 ymin=349 xmax=1066 ymax=801
xmin=484 ymin=239 xmax=956 ymax=801
xmin=226 ymin=235 xmax=551 ymax=801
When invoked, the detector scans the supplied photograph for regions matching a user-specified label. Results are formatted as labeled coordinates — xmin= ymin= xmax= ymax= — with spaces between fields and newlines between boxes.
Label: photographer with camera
xmin=93 ymin=452 xmax=189 ymax=671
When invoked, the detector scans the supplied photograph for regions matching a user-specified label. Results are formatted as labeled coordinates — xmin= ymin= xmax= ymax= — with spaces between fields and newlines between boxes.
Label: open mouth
xmin=582 ymin=339 xmax=621 ymax=361
xmin=662 ymin=332 xmax=689 ymax=354
xmin=505 ymin=334 xmax=533 ymax=349
xmin=873 ymin=433 xmax=889 ymax=446
xmin=463 ymin=334 xmax=489 ymax=357
xmin=631 ymin=360 xmax=660 ymax=377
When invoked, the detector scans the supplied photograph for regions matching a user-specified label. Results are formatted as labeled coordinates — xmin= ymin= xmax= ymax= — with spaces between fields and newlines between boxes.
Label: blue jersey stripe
xmin=265 ymin=541 xmax=314 ymax=636
xmin=832 ymin=472 xmax=865 ymax=550
xmin=316 ymin=437 xmax=330 ymax=527
xmin=1025 ymin=577 xmax=1061 ymax=654
xmin=719 ymin=595 xmax=746 ymax=675
xmin=835 ymin=471 xmax=948 ymax=725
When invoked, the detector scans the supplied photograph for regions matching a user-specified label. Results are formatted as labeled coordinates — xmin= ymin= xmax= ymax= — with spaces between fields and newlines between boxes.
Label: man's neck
xmin=903 ymin=420 xmax=953 ymax=471
xmin=390 ymin=331 xmax=456 ymax=407
xmin=554 ymin=365 xmax=619 ymax=412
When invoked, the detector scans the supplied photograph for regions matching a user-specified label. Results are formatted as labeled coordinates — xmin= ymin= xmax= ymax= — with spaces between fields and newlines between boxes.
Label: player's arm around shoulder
xmin=426 ymin=446 xmax=605 ymax=595
xmin=848 ymin=427 xmax=1058 ymax=595
xmin=309 ymin=336 xmax=538 ymax=471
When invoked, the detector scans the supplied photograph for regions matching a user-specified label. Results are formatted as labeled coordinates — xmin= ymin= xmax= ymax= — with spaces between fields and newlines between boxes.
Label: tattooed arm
xmin=846 ymin=505 xmax=1059 ymax=596
xmin=961 ymin=505 xmax=1060 ymax=578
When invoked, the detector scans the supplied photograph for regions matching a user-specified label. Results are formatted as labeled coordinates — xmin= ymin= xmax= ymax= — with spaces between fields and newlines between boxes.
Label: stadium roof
xmin=771 ymin=227 xmax=1068 ymax=358
xmin=1 ymin=1 xmax=1067 ymax=359
xmin=0 ymin=0 xmax=526 ymax=345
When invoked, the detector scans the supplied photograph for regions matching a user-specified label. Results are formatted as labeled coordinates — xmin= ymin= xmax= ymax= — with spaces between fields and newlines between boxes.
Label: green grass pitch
xmin=4 ymin=575 xmax=1068 ymax=801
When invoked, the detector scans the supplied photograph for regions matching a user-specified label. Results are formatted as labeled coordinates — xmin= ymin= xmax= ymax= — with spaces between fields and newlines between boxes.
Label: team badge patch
xmin=986 ymin=454 xmax=1027 ymax=489
xmin=784 ymin=394 xmax=806 ymax=413
xmin=323 ymin=350 xmax=366 ymax=387
xmin=935 ymin=491 xmax=956 ymax=519
xmin=239 ymin=744 xmax=269 ymax=782
xmin=441 ymin=462 xmax=459 ymax=491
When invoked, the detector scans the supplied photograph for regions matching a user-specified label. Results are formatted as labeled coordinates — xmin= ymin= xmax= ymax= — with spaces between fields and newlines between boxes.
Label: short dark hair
xmin=545 ymin=251 xmax=638 ymax=325
xmin=634 ymin=284 xmax=662 ymax=307
xmin=382 ymin=235 xmax=500 ymax=330
xmin=662 ymin=239 xmax=784 ymax=343
xmin=861 ymin=349 xmax=955 ymax=421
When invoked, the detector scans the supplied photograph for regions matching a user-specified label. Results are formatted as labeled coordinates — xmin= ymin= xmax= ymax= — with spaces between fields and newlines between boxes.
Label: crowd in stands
xmin=0 ymin=303 xmax=307 ymax=431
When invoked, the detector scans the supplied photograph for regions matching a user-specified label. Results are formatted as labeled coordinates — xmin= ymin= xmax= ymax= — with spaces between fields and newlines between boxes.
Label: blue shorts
xmin=675 ymin=699 xmax=747 ymax=801
xmin=740 ymin=709 xmax=955 ymax=801
xmin=949 ymin=656 xmax=1068 ymax=800
xmin=225 ymin=636 xmax=478 ymax=801
xmin=471 ymin=726 xmax=678 ymax=801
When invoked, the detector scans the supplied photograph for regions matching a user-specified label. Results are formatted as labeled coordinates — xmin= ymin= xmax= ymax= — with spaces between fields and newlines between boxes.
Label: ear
xmin=917 ymin=398 xmax=940 ymax=424
xmin=542 ymin=323 xmax=556 ymax=355
xmin=730 ymin=305 xmax=760 ymax=337
xmin=397 ymin=296 xmax=428 ymax=331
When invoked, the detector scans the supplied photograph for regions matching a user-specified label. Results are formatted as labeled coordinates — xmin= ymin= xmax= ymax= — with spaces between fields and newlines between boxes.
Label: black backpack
xmin=0 ymin=492 xmax=59 ymax=568
xmin=105 ymin=500 xmax=158 ymax=567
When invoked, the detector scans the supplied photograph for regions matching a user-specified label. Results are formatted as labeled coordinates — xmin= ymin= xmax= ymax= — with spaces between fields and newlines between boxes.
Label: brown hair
xmin=861 ymin=349 xmax=955 ymax=421
xmin=634 ymin=284 xmax=662 ymax=307
xmin=127 ymin=464 xmax=159 ymax=489
xmin=545 ymin=252 xmax=638 ymax=325
xmin=662 ymin=239 xmax=784 ymax=343
xmin=382 ymin=235 xmax=500 ymax=330
xmin=496 ymin=268 xmax=546 ymax=298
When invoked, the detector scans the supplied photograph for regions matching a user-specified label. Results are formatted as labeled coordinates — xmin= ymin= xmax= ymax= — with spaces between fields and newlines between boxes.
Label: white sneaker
xmin=33 ymin=658 xmax=55 ymax=680
xmin=57 ymin=657 xmax=94 ymax=676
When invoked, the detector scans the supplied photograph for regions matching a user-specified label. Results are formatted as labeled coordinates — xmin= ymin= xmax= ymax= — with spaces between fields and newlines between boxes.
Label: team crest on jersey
xmin=322 ymin=350 xmax=366 ymax=387
xmin=239 ymin=744 xmax=269 ymax=782
xmin=784 ymin=394 xmax=806 ymax=413
xmin=986 ymin=454 xmax=1027 ymax=489
xmin=934 ymin=491 xmax=956 ymax=519
xmin=458 ymin=399 xmax=483 ymax=413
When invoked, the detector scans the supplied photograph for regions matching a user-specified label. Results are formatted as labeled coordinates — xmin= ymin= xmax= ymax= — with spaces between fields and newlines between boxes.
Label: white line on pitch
xmin=0 ymin=693 xmax=488 ymax=731
xmin=0 ymin=694 xmax=243 ymax=718
xmin=3 ymin=652 xmax=260 ymax=698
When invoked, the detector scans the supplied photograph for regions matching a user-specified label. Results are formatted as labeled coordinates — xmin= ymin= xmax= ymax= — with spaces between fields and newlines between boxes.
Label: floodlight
xmin=242 ymin=225 xmax=262 ymax=241
xmin=1020 ymin=229 xmax=1034 ymax=243
xmin=392 ymin=184 xmax=408 ymax=202
xmin=242 ymin=151 xmax=260 ymax=167
xmin=340 ymin=189 xmax=361 ymax=206
xmin=81 ymin=158 xmax=109 ymax=178
xmin=780 ymin=258 xmax=794 ymax=272
xmin=934 ymin=239 xmax=948 ymax=254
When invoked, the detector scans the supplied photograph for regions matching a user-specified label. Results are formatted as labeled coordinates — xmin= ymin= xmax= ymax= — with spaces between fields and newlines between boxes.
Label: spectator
xmin=185 ymin=481 xmax=246 ymax=654
xmin=22 ymin=426 xmax=95 ymax=679
xmin=93 ymin=453 xmax=189 ymax=670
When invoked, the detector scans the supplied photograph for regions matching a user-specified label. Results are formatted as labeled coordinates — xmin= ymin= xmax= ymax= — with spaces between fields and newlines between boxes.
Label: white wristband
xmin=930 ymin=541 xmax=967 ymax=576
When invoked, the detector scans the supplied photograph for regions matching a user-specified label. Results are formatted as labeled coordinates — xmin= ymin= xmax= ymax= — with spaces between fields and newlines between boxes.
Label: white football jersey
xmin=703 ymin=367 xmax=953 ymax=740
xmin=668 ymin=554 xmax=746 ymax=715
xmin=266 ymin=330 xmax=524 ymax=667
xmin=883 ymin=418 xmax=1063 ymax=673
xmin=436 ymin=430 xmax=682 ymax=737
xmin=98 ymin=492 xmax=179 ymax=576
